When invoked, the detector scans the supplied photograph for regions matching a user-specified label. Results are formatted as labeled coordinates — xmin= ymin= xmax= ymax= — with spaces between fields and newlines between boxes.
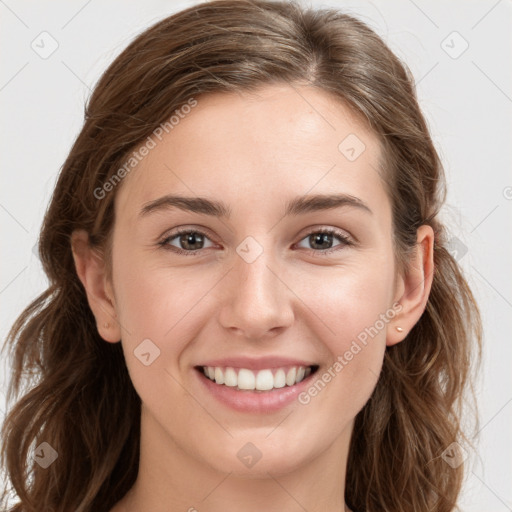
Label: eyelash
xmin=158 ymin=227 xmax=354 ymax=257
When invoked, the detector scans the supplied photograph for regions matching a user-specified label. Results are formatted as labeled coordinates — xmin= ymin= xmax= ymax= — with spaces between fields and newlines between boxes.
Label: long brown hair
xmin=1 ymin=1 xmax=482 ymax=511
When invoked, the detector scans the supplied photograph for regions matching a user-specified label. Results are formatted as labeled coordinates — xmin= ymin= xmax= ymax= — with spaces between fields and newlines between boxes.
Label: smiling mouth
xmin=194 ymin=364 xmax=320 ymax=392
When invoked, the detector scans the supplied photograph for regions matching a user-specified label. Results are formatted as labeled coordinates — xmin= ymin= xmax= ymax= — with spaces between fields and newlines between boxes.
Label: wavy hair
xmin=1 ymin=1 xmax=482 ymax=511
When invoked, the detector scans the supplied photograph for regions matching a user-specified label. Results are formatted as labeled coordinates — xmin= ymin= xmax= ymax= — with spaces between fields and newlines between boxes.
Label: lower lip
xmin=194 ymin=367 xmax=318 ymax=413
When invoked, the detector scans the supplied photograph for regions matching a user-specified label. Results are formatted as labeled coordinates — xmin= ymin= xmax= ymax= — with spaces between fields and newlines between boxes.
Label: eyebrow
xmin=139 ymin=193 xmax=373 ymax=219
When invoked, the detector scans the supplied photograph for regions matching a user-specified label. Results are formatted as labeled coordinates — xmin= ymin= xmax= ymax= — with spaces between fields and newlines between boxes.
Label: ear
xmin=387 ymin=224 xmax=435 ymax=347
xmin=71 ymin=229 xmax=121 ymax=343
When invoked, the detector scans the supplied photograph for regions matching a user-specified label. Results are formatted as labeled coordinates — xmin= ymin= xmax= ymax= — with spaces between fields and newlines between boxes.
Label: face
xmin=107 ymin=84 xmax=402 ymax=476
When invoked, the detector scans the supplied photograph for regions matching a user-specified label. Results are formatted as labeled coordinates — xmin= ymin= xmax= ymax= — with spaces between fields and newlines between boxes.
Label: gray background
xmin=1 ymin=0 xmax=511 ymax=510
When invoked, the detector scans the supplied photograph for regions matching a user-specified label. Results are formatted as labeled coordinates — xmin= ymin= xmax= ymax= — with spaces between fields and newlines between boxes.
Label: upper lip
xmin=195 ymin=356 xmax=318 ymax=371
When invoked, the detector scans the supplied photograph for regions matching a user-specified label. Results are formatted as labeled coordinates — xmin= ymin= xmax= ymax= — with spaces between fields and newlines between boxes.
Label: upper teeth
xmin=203 ymin=365 xmax=312 ymax=391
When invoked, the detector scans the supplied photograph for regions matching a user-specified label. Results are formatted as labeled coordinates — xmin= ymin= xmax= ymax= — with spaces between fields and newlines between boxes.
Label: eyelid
xmin=300 ymin=225 xmax=354 ymax=243
xmin=159 ymin=225 xmax=218 ymax=243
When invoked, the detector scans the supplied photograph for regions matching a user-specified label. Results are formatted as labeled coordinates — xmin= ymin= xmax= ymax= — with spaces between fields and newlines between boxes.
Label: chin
xmin=200 ymin=441 xmax=312 ymax=478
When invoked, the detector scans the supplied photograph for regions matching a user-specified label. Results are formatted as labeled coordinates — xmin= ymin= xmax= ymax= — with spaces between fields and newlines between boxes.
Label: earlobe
xmin=70 ymin=229 xmax=121 ymax=343
xmin=387 ymin=224 xmax=435 ymax=347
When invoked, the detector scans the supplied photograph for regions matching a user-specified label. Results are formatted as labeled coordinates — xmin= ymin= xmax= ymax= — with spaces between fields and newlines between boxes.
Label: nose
xmin=218 ymin=245 xmax=294 ymax=340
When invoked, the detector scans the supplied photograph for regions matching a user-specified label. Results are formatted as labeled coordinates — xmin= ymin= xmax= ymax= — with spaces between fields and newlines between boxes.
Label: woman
xmin=0 ymin=1 xmax=482 ymax=511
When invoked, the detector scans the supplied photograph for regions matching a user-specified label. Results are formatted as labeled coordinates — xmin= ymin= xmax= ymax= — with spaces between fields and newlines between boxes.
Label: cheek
xmin=295 ymin=257 xmax=395 ymax=412
xmin=111 ymin=252 xmax=222 ymax=391
xmin=112 ymin=267 xmax=201 ymax=409
xmin=302 ymin=251 xmax=395 ymax=341
xmin=113 ymin=245 xmax=212 ymax=341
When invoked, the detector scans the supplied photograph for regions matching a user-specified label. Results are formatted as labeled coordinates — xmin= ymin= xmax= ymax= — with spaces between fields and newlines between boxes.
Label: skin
xmin=71 ymin=84 xmax=434 ymax=512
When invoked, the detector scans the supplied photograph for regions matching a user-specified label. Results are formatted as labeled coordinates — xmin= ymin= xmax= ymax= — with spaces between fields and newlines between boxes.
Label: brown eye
xmin=295 ymin=228 xmax=353 ymax=254
xmin=160 ymin=229 xmax=215 ymax=255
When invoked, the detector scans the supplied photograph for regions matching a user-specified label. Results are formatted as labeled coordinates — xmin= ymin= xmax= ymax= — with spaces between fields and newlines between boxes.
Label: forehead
xmin=114 ymin=84 xmax=388 ymax=223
